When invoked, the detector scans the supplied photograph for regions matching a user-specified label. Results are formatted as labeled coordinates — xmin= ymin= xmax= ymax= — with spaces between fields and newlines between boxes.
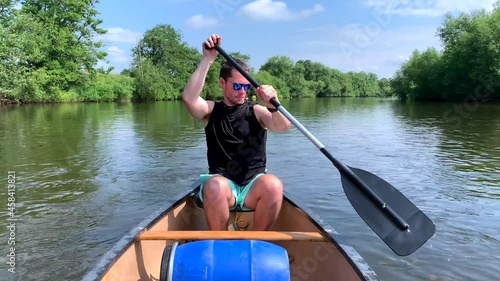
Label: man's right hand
xmin=202 ymin=34 xmax=221 ymax=62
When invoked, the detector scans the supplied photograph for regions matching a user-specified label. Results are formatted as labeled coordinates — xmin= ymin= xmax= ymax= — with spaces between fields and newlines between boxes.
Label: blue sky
xmin=95 ymin=0 xmax=497 ymax=78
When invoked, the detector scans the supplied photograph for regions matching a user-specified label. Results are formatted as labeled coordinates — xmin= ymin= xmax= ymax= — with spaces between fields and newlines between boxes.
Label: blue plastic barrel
xmin=169 ymin=240 xmax=290 ymax=281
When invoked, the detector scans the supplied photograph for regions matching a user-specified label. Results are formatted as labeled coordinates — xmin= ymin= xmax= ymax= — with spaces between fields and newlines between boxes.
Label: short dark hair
xmin=219 ymin=58 xmax=250 ymax=80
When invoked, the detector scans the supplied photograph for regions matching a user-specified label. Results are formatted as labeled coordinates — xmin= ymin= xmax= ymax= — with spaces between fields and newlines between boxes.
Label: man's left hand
xmin=256 ymin=85 xmax=278 ymax=108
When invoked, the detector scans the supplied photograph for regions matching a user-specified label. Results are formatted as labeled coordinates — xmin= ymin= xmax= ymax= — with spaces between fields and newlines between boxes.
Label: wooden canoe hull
xmin=82 ymin=181 xmax=380 ymax=281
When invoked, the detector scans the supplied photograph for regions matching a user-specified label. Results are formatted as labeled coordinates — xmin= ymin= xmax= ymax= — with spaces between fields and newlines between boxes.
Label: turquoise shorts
xmin=198 ymin=173 xmax=265 ymax=211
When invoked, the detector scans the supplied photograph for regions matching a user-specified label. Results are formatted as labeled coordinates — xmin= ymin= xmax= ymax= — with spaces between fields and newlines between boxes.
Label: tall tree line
xmin=0 ymin=1 xmax=393 ymax=103
xmin=391 ymin=2 xmax=500 ymax=101
xmin=4 ymin=1 xmax=497 ymax=103
xmin=128 ymin=25 xmax=392 ymax=101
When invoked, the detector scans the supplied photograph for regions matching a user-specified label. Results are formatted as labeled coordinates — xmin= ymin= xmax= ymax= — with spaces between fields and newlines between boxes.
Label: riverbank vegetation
xmin=1 ymin=0 xmax=498 ymax=104
xmin=0 ymin=0 xmax=391 ymax=103
xmin=391 ymin=2 xmax=500 ymax=101
xmin=127 ymin=24 xmax=392 ymax=101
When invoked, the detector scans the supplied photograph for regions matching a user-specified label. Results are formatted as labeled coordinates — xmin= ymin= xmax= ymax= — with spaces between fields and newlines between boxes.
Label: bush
xmin=76 ymin=73 xmax=135 ymax=102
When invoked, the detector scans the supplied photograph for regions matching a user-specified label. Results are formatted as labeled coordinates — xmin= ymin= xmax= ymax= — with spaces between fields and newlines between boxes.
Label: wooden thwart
xmin=137 ymin=231 xmax=328 ymax=242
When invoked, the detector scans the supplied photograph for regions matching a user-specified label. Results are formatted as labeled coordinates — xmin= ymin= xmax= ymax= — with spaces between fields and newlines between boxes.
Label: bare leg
xmin=202 ymin=176 xmax=235 ymax=230
xmin=243 ymin=174 xmax=284 ymax=231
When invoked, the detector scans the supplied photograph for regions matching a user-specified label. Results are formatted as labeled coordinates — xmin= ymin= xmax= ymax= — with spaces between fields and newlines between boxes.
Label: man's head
xmin=219 ymin=59 xmax=252 ymax=106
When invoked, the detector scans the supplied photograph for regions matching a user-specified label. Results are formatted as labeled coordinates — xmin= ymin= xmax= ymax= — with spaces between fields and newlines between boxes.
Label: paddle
xmin=211 ymin=44 xmax=436 ymax=256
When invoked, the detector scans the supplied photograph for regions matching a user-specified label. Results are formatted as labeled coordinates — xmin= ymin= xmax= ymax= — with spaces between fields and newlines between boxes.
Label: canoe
xmin=82 ymin=181 xmax=380 ymax=281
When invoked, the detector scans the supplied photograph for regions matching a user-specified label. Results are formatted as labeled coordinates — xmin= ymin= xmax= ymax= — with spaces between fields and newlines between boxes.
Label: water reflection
xmin=390 ymin=100 xmax=499 ymax=200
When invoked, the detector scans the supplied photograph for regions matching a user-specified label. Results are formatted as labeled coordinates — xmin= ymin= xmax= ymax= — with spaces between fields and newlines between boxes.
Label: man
xmin=182 ymin=34 xmax=291 ymax=231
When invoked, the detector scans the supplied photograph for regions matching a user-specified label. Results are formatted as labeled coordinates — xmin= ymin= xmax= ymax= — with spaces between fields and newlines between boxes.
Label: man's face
xmin=220 ymin=70 xmax=251 ymax=106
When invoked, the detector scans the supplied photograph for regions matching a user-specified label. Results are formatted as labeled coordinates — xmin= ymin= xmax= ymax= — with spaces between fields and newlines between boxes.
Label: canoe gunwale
xmin=280 ymin=189 xmax=380 ymax=281
xmin=82 ymin=180 xmax=380 ymax=281
xmin=81 ymin=181 xmax=200 ymax=281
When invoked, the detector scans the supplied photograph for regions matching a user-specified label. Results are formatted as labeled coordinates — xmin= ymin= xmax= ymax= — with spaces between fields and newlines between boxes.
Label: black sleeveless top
xmin=205 ymin=101 xmax=267 ymax=185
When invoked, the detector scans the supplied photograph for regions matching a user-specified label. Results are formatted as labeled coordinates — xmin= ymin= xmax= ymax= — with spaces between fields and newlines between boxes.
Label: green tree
xmin=438 ymin=10 xmax=491 ymax=99
xmin=131 ymin=24 xmax=200 ymax=100
xmin=392 ymin=49 xmax=444 ymax=100
xmin=257 ymin=55 xmax=389 ymax=98
xmin=17 ymin=0 xmax=108 ymax=101
xmin=346 ymin=72 xmax=380 ymax=97
xmin=378 ymin=78 xmax=393 ymax=97
xmin=259 ymin=56 xmax=295 ymax=85
xmin=0 ymin=0 xmax=17 ymax=97
xmin=320 ymin=69 xmax=342 ymax=97
xmin=296 ymin=60 xmax=332 ymax=97
xmin=252 ymin=70 xmax=291 ymax=99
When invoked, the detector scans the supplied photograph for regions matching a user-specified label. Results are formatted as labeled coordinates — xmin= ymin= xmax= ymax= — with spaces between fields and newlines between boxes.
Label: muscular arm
xmin=255 ymin=105 xmax=291 ymax=132
xmin=182 ymin=57 xmax=215 ymax=122
xmin=253 ymin=85 xmax=291 ymax=132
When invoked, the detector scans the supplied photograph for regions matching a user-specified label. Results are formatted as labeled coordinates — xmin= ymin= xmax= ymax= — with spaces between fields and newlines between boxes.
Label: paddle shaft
xmin=215 ymin=45 xmax=409 ymax=231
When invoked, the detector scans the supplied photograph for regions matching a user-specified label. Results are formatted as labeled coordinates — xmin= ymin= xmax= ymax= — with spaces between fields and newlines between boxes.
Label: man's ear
xmin=219 ymin=77 xmax=225 ymax=88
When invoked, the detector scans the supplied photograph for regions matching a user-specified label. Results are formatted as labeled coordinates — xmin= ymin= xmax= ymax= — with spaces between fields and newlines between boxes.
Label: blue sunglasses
xmin=228 ymin=80 xmax=252 ymax=91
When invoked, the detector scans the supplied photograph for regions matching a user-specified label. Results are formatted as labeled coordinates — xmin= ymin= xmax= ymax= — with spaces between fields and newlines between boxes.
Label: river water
xmin=0 ymin=98 xmax=499 ymax=281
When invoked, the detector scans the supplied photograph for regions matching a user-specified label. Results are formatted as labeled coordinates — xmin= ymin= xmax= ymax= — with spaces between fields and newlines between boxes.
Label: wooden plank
xmin=137 ymin=231 xmax=328 ymax=242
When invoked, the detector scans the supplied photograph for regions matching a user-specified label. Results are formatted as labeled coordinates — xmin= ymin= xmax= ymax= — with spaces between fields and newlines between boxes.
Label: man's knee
xmin=202 ymin=176 xmax=233 ymax=202
xmin=257 ymin=174 xmax=284 ymax=199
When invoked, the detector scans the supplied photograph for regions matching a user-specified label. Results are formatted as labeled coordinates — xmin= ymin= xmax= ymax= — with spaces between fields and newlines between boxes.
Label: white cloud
xmin=107 ymin=46 xmax=129 ymax=64
xmin=93 ymin=28 xmax=139 ymax=73
xmin=364 ymin=0 xmax=496 ymax=16
xmin=238 ymin=0 xmax=324 ymax=21
xmin=185 ymin=14 xmax=219 ymax=29
xmin=99 ymin=28 xmax=142 ymax=44
xmin=293 ymin=24 xmax=442 ymax=78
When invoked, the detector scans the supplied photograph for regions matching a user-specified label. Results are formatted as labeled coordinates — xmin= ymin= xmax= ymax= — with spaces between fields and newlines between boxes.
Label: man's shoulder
xmin=201 ymin=100 xmax=216 ymax=125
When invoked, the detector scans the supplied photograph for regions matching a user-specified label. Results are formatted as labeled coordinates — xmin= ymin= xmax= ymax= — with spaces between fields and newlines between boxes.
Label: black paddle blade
xmin=341 ymin=166 xmax=436 ymax=256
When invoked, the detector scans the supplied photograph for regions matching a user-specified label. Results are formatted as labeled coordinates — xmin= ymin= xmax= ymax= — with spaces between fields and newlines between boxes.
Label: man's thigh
xmin=198 ymin=174 xmax=237 ymax=206
xmin=238 ymin=173 xmax=267 ymax=211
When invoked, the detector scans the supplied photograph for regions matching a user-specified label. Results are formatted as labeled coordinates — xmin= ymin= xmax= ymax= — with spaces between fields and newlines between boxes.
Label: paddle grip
xmin=213 ymin=45 xmax=281 ymax=109
xmin=320 ymin=148 xmax=410 ymax=231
